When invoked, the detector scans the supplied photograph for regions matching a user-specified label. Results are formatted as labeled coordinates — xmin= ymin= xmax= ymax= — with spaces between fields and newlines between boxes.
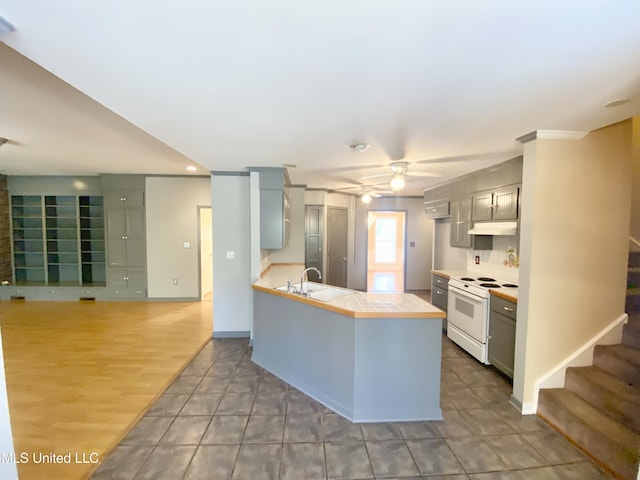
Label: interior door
xmin=366 ymin=211 xmax=406 ymax=292
xmin=304 ymin=206 xmax=323 ymax=282
xmin=326 ymin=207 xmax=348 ymax=287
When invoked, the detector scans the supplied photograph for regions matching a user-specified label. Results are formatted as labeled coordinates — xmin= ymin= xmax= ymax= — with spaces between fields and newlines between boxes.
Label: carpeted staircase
xmin=538 ymin=251 xmax=640 ymax=480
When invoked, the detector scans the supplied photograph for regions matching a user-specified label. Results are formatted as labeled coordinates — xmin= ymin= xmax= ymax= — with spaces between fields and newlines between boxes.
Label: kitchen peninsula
xmin=252 ymin=265 xmax=445 ymax=423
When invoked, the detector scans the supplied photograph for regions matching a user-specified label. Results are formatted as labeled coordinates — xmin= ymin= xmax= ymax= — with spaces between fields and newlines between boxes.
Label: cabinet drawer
xmin=432 ymin=286 xmax=448 ymax=311
xmin=432 ymin=274 xmax=449 ymax=290
xmin=490 ymin=295 xmax=517 ymax=320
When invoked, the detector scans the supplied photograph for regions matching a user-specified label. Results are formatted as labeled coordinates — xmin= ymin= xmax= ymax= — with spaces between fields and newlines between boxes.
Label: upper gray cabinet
xmin=424 ymin=199 xmax=450 ymax=219
xmin=472 ymin=184 xmax=519 ymax=221
xmin=255 ymin=168 xmax=290 ymax=250
xmin=260 ymin=189 xmax=290 ymax=250
xmin=450 ymin=197 xmax=472 ymax=248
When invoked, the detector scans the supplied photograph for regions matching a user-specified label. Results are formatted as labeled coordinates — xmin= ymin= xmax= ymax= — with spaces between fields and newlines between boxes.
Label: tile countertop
xmin=254 ymin=264 xmax=445 ymax=319
xmin=431 ymin=269 xmax=518 ymax=303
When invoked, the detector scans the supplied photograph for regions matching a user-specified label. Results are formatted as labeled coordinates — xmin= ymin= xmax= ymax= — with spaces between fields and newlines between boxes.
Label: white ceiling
xmin=1 ymin=1 xmax=639 ymax=195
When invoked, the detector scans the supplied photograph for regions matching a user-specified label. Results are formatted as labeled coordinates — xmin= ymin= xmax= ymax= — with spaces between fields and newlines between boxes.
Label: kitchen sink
xmin=274 ymin=282 xmax=355 ymax=302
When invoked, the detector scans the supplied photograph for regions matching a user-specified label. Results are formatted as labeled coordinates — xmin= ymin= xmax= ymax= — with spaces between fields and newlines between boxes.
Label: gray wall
xmin=211 ymin=174 xmax=252 ymax=336
xmin=352 ymin=196 xmax=433 ymax=291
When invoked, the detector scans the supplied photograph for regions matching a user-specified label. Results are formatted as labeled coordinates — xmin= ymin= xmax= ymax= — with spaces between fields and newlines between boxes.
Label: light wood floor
xmin=0 ymin=300 xmax=212 ymax=480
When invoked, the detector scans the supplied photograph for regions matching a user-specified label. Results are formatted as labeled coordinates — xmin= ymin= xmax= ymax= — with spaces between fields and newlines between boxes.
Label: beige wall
xmin=631 ymin=116 xmax=640 ymax=249
xmin=515 ymin=121 xmax=632 ymax=408
xmin=145 ymin=176 xmax=212 ymax=298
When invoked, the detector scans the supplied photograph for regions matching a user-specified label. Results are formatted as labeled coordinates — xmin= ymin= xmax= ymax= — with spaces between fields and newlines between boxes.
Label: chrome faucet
xmin=300 ymin=267 xmax=322 ymax=296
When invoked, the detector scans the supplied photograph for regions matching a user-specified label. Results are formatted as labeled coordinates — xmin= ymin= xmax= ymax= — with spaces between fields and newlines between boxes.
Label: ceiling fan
xmin=360 ymin=161 xmax=440 ymax=192
xmin=335 ymin=184 xmax=393 ymax=203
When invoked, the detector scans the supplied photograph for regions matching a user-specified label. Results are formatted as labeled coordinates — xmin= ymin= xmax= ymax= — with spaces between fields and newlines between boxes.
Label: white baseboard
xmin=528 ymin=312 xmax=628 ymax=413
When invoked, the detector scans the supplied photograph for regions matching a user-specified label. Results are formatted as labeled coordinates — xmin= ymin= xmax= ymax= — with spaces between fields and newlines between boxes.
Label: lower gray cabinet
xmin=431 ymin=273 xmax=449 ymax=332
xmin=107 ymin=267 xmax=146 ymax=298
xmin=488 ymin=295 xmax=517 ymax=379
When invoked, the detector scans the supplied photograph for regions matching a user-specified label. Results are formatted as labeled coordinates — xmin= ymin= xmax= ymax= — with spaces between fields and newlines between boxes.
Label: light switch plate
xmin=183 ymin=242 xmax=191 ymax=248
xmin=226 ymin=251 xmax=235 ymax=259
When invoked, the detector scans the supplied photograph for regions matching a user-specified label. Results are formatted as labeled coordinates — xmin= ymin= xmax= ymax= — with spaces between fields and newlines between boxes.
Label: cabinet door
xmin=126 ymin=268 xmax=146 ymax=292
xmin=122 ymin=190 xmax=144 ymax=207
xmin=450 ymin=197 xmax=472 ymax=248
xmin=472 ymin=191 xmax=493 ymax=221
xmin=424 ymin=200 xmax=450 ymax=218
xmin=107 ymin=267 xmax=128 ymax=289
xmin=106 ymin=209 xmax=127 ymax=267
xmin=124 ymin=208 xmax=146 ymax=267
xmin=488 ymin=310 xmax=516 ymax=378
xmin=492 ymin=185 xmax=519 ymax=220
xmin=104 ymin=190 xmax=144 ymax=208
xmin=260 ymin=190 xmax=285 ymax=249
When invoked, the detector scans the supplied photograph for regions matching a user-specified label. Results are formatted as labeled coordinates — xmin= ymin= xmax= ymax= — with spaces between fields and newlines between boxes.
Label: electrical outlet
xmin=173 ymin=278 xmax=178 ymax=285
xmin=475 ymin=255 xmax=480 ymax=265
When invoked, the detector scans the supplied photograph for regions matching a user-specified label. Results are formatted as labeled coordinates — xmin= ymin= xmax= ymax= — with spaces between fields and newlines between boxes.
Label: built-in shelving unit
xmin=45 ymin=195 xmax=79 ymax=285
xmin=10 ymin=195 xmax=106 ymax=286
xmin=12 ymin=195 xmax=45 ymax=285
xmin=79 ymin=196 xmax=106 ymax=286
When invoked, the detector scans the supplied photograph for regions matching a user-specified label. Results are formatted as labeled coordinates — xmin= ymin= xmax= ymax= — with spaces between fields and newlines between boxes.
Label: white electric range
xmin=446 ymin=274 xmax=518 ymax=364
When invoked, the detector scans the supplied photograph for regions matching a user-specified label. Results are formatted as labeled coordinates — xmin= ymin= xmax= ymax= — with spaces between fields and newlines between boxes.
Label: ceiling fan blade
xmin=308 ymin=163 xmax=386 ymax=174
xmin=405 ymin=171 xmax=441 ymax=177
xmin=415 ymin=151 xmax=516 ymax=165
xmin=360 ymin=172 xmax=393 ymax=180
xmin=370 ymin=192 xmax=383 ymax=198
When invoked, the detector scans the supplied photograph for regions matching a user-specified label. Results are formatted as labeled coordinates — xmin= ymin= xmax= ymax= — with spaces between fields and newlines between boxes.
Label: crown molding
xmin=516 ymin=130 xmax=589 ymax=144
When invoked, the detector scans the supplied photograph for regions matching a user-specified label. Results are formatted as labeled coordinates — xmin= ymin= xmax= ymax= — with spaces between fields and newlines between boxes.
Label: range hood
xmin=468 ymin=221 xmax=518 ymax=236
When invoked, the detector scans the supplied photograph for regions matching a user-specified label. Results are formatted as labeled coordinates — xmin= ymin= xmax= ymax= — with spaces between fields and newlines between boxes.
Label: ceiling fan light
xmin=390 ymin=173 xmax=405 ymax=192
xmin=361 ymin=193 xmax=372 ymax=204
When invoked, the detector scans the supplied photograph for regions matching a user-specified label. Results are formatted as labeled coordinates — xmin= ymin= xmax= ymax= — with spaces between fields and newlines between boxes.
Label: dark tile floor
xmin=91 ymin=335 xmax=614 ymax=480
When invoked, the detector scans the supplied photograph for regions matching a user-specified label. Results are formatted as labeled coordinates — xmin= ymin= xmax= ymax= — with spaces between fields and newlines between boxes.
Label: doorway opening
xmin=366 ymin=211 xmax=406 ymax=292
xmin=198 ymin=206 xmax=213 ymax=302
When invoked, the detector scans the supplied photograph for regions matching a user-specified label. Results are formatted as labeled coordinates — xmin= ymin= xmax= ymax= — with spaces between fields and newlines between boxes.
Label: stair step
xmin=629 ymin=268 xmax=640 ymax=288
xmin=623 ymin=327 xmax=640 ymax=349
xmin=593 ymin=344 xmax=640 ymax=387
xmin=623 ymin=315 xmax=640 ymax=348
xmin=565 ymin=366 xmax=640 ymax=433
xmin=627 ymin=288 xmax=640 ymax=313
xmin=630 ymin=250 xmax=640 ymax=268
xmin=538 ymin=388 xmax=640 ymax=480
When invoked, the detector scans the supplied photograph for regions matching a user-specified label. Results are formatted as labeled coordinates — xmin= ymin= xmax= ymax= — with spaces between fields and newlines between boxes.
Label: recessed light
xmin=604 ymin=99 xmax=630 ymax=108
xmin=187 ymin=165 xmax=197 ymax=171
xmin=349 ymin=143 xmax=370 ymax=152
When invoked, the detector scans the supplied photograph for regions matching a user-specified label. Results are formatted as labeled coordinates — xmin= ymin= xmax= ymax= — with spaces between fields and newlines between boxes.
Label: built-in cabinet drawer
xmin=432 ymin=286 xmax=448 ymax=311
xmin=488 ymin=295 xmax=517 ymax=379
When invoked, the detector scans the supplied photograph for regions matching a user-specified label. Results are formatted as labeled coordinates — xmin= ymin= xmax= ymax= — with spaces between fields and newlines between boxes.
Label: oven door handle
xmin=449 ymin=284 xmax=484 ymax=302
